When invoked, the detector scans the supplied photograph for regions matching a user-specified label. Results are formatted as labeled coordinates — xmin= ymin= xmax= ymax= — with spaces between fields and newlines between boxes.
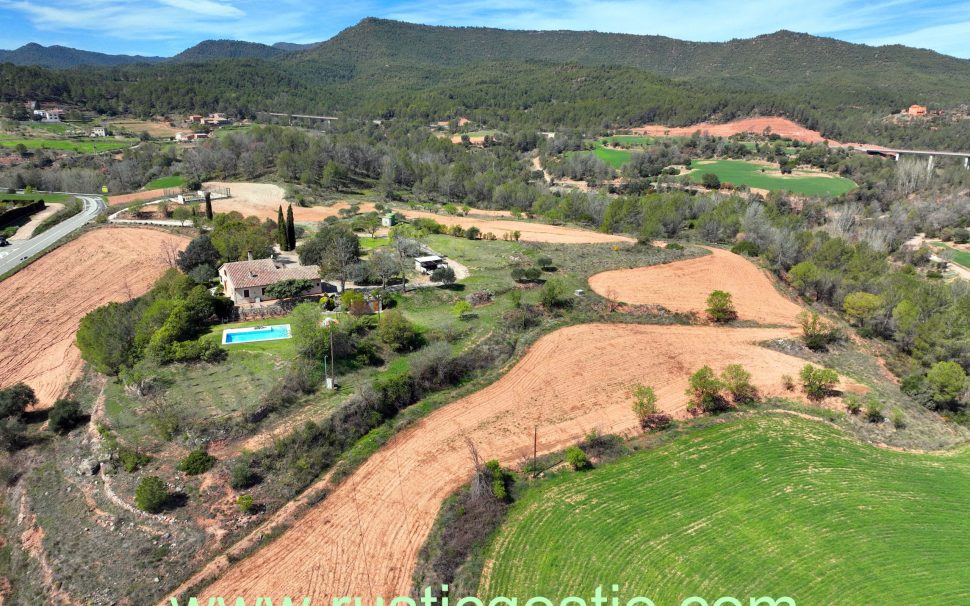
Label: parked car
xmin=0 ymin=236 xmax=8 ymax=246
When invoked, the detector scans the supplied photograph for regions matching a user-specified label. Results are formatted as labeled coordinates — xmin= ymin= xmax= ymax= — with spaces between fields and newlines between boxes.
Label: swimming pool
xmin=222 ymin=324 xmax=291 ymax=345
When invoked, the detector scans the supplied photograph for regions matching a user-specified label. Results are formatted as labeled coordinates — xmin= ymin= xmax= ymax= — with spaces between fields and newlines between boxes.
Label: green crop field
xmin=935 ymin=242 xmax=970 ymax=270
xmin=567 ymin=142 xmax=633 ymax=168
xmin=599 ymin=135 xmax=656 ymax=147
xmin=144 ymin=175 xmax=186 ymax=190
xmin=0 ymin=135 xmax=137 ymax=154
xmin=482 ymin=415 xmax=970 ymax=605
xmin=688 ymin=159 xmax=857 ymax=196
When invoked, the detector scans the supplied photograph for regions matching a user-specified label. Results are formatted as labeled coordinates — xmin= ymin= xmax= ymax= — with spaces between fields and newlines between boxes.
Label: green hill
xmin=169 ymin=40 xmax=286 ymax=63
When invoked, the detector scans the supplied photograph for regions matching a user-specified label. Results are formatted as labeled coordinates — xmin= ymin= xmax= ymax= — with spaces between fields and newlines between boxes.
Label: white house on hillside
xmin=218 ymin=258 xmax=332 ymax=304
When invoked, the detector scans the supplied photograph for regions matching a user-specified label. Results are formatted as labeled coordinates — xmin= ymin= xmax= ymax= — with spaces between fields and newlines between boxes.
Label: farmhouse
xmin=906 ymin=104 xmax=928 ymax=116
xmin=218 ymin=258 xmax=331 ymax=304
xmin=33 ymin=109 xmax=63 ymax=122
xmin=90 ymin=127 xmax=107 ymax=137
xmin=175 ymin=132 xmax=209 ymax=142
xmin=414 ymin=255 xmax=445 ymax=274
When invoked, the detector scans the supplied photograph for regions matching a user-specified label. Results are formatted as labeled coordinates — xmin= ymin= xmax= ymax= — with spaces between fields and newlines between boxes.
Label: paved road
xmin=0 ymin=194 xmax=105 ymax=277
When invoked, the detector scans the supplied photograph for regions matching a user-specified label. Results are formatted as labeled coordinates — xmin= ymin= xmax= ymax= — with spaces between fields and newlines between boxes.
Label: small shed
xmin=381 ymin=213 xmax=398 ymax=227
xmin=414 ymin=255 xmax=444 ymax=274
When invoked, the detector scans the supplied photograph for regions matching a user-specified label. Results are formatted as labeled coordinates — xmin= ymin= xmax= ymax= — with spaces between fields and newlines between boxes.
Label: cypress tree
xmin=277 ymin=206 xmax=288 ymax=250
xmin=204 ymin=191 xmax=213 ymax=221
xmin=286 ymin=204 xmax=297 ymax=250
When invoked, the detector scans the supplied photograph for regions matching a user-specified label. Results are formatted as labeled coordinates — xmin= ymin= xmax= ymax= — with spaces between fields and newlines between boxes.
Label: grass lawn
xmin=144 ymin=175 xmax=185 ymax=190
xmin=482 ymin=415 xmax=970 ymax=604
xmin=0 ymin=135 xmax=137 ymax=154
xmin=359 ymin=235 xmax=390 ymax=250
xmin=199 ymin=315 xmax=298 ymax=359
xmin=688 ymin=159 xmax=857 ymax=196
xmin=936 ymin=242 xmax=970 ymax=270
xmin=0 ymin=192 xmax=73 ymax=204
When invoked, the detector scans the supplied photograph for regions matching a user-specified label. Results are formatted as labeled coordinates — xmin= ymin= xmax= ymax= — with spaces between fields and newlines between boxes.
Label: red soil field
xmin=195 ymin=321 xmax=827 ymax=603
xmin=399 ymin=209 xmax=635 ymax=244
xmin=588 ymin=246 xmax=805 ymax=325
xmin=632 ymin=117 xmax=838 ymax=145
xmin=0 ymin=228 xmax=189 ymax=406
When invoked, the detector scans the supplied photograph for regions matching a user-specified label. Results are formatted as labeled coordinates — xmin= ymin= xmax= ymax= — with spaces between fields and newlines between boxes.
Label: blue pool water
xmin=222 ymin=324 xmax=291 ymax=344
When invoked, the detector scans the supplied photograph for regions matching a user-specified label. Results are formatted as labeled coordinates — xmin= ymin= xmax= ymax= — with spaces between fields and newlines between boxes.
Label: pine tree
xmin=204 ymin=191 xmax=213 ymax=221
xmin=286 ymin=204 xmax=297 ymax=250
xmin=277 ymin=206 xmax=288 ymax=250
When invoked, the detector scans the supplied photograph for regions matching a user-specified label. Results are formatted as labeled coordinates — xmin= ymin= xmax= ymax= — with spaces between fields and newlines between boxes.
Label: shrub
xmin=925 ymin=361 xmax=968 ymax=409
xmin=800 ymin=364 xmax=839 ymax=400
xmin=510 ymin=267 xmax=526 ymax=282
xmin=686 ymin=366 xmax=728 ymax=413
xmin=453 ymin=300 xmax=472 ymax=319
xmin=781 ymin=374 xmax=796 ymax=391
xmin=843 ymin=292 xmax=884 ymax=327
xmin=465 ymin=226 xmax=481 ymax=240
xmin=431 ymin=265 xmax=456 ymax=284
xmin=483 ymin=460 xmax=514 ymax=501
xmin=134 ymin=476 xmax=168 ymax=513
xmin=891 ymin=407 xmax=906 ymax=429
xmin=844 ymin=394 xmax=862 ymax=415
xmin=119 ymin=448 xmax=151 ymax=472
xmin=177 ymin=448 xmax=216 ymax=475
xmin=47 ymin=398 xmax=84 ymax=434
xmin=798 ymin=311 xmax=842 ymax=351
xmin=564 ymin=446 xmax=591 ymax=470
xmin=377 ymin=310 xmax=422 ymax=352
xmin=230 ymin=458 xmax=260 ymax=489
xmin=0 ymin=383 xmax=37 ymax=419
xmin=665 ymin=242 xmax=684 ymax=251
xmin=536 ymin=256 xmax=554 ymax=270
xmin=865 ymin=400 xmax=885 ymax=423
xmin=721 ymin=364 xmax=757 ymax=403
xmin=730 ymin=240 xmax=760 ymax=256
xmin=523 ymin=267 xmax=542 ymax=282
xmin=237 ymin=494 xmax=255 ymax=514
xmin=539 ymin=279 xmax=569 ymax=309
xmin=701 ymin=173 xmax=721 ymax=189
xmin=705 ymin=290 xmax=737 ymax=322
xmin=630 ymin=384 xmax=657 ymax=421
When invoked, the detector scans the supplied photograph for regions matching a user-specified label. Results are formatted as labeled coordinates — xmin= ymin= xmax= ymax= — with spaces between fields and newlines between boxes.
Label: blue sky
xmin=1 ymin=0 xmax=969 ymax=58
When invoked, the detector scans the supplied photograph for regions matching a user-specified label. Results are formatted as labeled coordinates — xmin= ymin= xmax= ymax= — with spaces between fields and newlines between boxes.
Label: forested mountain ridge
xmin=170 ymin=40 xmax=288 ymax=63
xmin=0 ymin=43 xmax=164 ymax=68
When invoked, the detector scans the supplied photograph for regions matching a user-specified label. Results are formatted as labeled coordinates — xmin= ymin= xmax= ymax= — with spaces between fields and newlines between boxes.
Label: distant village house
xmin=90 ymin=127 xmax=107 ymax=137
xmin=906 ymin=104 xmax=928 ymax=117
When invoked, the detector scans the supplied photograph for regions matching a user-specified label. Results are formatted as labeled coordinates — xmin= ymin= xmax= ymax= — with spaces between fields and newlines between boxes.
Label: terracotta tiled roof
xmin=220 ymin=258 xmax=320 ymax=289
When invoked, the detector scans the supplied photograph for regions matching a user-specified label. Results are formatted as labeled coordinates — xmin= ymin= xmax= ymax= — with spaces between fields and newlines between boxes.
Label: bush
xmin=798 ymin=311 xmax=842 ymax=351
xmin=510 ymin=267 xmax=526 ymax=282
xmin=721 ymin=364 xmax=757 ymax=404
xmin=864 ymin=400 xmax=884 ymax=423
xmin=630 ymin=384 xmax=657 ymax=422
xmin=47 ymin=399 xmax=84 ymax=434
xmin=539 ymin=279 xmax=569 ymax=309
xmin=177 ymin=448 xmax=216 ymax=475
xmin=453 ymin=300 xmax=472 ymax=319
xmin=564 ymin=446 xmax=591 ymax=470
xmin=431 ymin=265 xmax=456 ymax=284
xmin=665 ymin=242 xmax=684 ymax=251
xmin=730 ymin=240 xmax=760 ymax=256
xmin=230 ymin=457 xmax=260 ymax=489
xmin=701 ymin=173 xmax=721 ymax=190
xmin=686 ymin=366 xmax=728 ymax=413
xmin=844 ymin=394 xmax=862 ymax=415
xmin=465 ymin=226 xmax=481 ymax=240
xmin=536 ymin=256 xmax=554 ymax=270
xmin=800 ymin=364 xmax=839 ymax=400
xmin=706 ymin=290 xmax=737 ymax=322
xmin=925 ymin=361 xmax=968 ymax=409
xmin=134 ymin=476 xmax=168 ymax=513
xmin=484 ymin=460 xmax=514 ymax=501
xmin=377 ymin=310 xmax=422 ymax=352
xmin=781 ymin=374 xmax=796 ymax=391
xmin=119 ymin=448 xmax=151 ymax=472
xmin=0 ymin=383 xmax=37 ymax=419
xmin=237 ymin=494 xmax=255 ymax=514
xmin=524 ymin=267 xmax=542 ymax=282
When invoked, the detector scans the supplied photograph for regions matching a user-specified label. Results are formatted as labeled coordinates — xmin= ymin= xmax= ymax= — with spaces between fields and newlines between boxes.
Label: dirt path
xmin=8 ymin=203 xmax=64 ymax=241
xmin=399 ymin=209 xmax=633 ymax=244
xmin=196 ymin=321 xmax=826 ymax=602
xmin=0 ymin=227 xmax=189 ymax=406
xmin=588 ymin=247 xmax=805 ymax=325
xmin=204 ymin=182 xmax=376 ymax=223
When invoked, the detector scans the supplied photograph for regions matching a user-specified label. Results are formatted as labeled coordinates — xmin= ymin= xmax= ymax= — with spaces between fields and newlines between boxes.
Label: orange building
xmin=906 ymin=104 xmax=928 ymax=116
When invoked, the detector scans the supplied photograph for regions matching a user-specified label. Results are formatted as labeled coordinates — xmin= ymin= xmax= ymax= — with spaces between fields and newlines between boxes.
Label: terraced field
xmin=482 ymin=415 xmax=970 ymax=604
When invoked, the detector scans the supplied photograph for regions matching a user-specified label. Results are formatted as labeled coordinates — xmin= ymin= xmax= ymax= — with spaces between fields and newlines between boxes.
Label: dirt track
xmin=204 ymin=182 xmax=376 ymax=223
xmin=8 ymin=203 xmax=64 ymax=241
xmin=399 ymin=209 xmax=634 ymax=244
xmin=632 ymin=117 xmax=837 ymax=145
xmin=197 ymin=321 xmax=821 ymax=602
xmin=589 ymin=247 xmax=805 ymax=325
xmin=0 ymin=227 xmax=189 ymax=406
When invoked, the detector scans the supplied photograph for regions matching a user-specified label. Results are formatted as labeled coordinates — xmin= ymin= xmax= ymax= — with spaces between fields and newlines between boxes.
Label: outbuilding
xmin=414 ymin=255 xmax=445 ymax=274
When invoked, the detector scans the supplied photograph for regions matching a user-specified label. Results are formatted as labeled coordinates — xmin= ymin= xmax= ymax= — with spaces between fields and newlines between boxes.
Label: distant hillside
xmin=272 ymin=42 xmax=320 ymax=52
xmin=0 ymin=43 xmax=163 ymax=68
xmin=293 ymin=18 xmax=970 ymax=110
xmin=170 ymin=40 xmax=286 ymax=63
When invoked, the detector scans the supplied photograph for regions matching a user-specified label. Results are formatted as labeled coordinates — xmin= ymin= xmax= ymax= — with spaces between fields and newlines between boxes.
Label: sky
xmin=1 ymin=0 xmax=969 ymax=59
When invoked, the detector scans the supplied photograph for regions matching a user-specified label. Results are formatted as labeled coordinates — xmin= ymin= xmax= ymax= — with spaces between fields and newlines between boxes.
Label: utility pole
xmin=329 ymin=328 xmax=336 ymax=389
